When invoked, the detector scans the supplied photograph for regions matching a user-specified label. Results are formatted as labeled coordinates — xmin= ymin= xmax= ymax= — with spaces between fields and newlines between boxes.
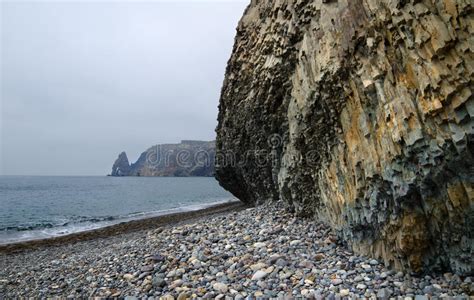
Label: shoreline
xmin=0 ymin=200 xmax=246 ymax=255
xmin=1 ymin=201 xmax=471 ymax=298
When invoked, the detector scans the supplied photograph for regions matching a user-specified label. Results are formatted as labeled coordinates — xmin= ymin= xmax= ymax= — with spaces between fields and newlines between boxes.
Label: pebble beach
xmin=1 ymin=201 xmax=472 ymax=299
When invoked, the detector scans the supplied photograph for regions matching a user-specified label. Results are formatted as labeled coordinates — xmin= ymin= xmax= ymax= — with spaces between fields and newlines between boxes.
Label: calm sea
xmin=0 ymin=176 xmax=234 ymax=244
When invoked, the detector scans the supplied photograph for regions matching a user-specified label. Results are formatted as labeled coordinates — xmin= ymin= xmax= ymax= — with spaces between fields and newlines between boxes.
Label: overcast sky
xmin=0 ymin=0 xmax=248 ymax=176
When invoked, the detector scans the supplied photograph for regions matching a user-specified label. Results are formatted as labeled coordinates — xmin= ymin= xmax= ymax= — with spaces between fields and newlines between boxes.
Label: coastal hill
xmin=111 ymin=140 xmax=215 ymax=177
xmin=216 ymin=0 xmax=473 ymax=275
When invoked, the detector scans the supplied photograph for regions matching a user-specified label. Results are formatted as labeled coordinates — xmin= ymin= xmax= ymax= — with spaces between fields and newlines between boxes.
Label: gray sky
xmin=0 ymin=0 xmax=248 ymax=176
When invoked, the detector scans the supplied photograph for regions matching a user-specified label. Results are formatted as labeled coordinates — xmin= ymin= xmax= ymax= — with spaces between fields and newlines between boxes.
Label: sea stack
xmin=216 ymin=0 xmax=473 ymax=275
xmin=111 ymin=151 xmax=131 ymax=176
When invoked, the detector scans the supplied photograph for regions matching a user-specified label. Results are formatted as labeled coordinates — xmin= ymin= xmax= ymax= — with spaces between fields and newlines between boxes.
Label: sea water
xmin=0 ymin=176 xmax=234 ymax=244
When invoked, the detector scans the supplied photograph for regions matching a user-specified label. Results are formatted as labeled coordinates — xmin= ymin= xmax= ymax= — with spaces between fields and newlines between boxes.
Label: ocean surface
xmin=0 ymin=176 xmax=234 ymax=244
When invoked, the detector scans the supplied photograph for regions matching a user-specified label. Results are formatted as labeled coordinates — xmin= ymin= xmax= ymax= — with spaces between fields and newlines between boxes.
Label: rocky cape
xmin=111 ymin=140 xmax=215 ymax=177
xmin=216 ymin=0 xmax=473 ymax=275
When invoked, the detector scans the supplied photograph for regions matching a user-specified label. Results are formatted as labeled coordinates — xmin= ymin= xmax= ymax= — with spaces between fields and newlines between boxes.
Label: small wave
xmin=2 ymin=223 xmax=56 ymax=232
xmin=0 ymin=216 xmax=118 ymax=232
xmin=69 ymin=215 xmax=117 ymax=223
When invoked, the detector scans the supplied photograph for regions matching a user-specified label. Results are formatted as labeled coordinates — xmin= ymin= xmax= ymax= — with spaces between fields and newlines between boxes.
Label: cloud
xmin=1 ymin=0 xmax=248 ymax=175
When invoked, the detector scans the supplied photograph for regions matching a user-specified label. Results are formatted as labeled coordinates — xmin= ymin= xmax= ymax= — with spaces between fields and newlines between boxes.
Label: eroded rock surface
xmin=216 ymin=0 xmax=474 ymax=275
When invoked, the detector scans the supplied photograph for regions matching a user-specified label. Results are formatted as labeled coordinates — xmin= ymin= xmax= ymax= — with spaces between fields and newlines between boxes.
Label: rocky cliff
xmin=111 ymin=152 xmax=131 ymax=177
xmin=111 ymin=140 xmax=215 ymax=177
xmin=216 ymin=0 xmax=473 ymax=275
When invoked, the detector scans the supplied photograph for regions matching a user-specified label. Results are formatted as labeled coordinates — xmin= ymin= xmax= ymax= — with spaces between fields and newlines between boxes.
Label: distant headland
xmin=110 ymin=140 xmax=215 ymax=177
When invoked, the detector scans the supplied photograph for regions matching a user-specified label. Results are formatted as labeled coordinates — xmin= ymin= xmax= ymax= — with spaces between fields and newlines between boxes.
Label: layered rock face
xmin=111 ymin=141 xmax=215 ymax=177
xmin=216 ymin=0 xmax=474 ymax=275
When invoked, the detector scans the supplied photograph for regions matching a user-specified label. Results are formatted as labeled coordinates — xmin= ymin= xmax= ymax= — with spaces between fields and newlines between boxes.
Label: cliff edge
xmin=216 ymin=0 xmax=473 ymax=275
